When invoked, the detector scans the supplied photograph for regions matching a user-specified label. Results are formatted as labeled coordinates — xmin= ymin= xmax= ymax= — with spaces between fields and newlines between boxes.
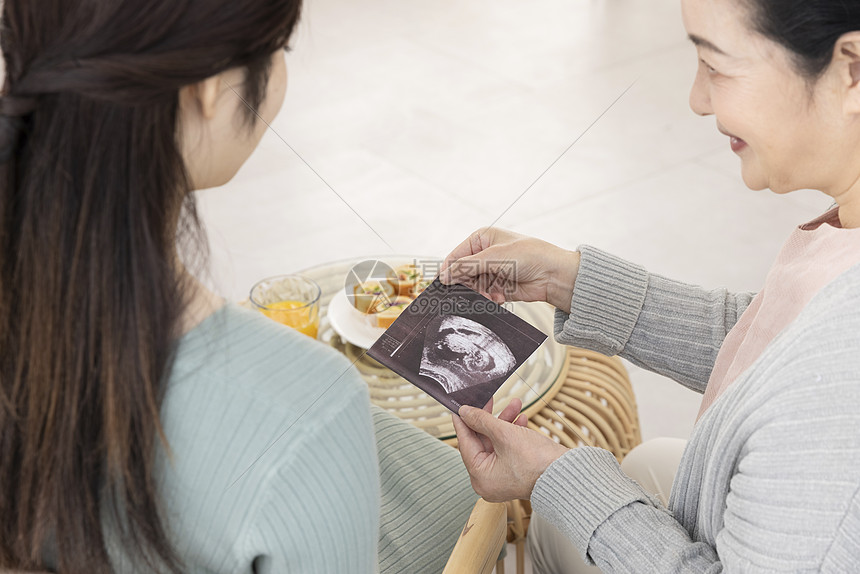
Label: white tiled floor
xmin=195 ymin=0 xmax=833 ymax=569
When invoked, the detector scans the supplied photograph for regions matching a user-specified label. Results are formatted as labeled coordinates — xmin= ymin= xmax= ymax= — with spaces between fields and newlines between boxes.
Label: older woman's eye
xmin=700 ymin=59 xmax=718 ymax=75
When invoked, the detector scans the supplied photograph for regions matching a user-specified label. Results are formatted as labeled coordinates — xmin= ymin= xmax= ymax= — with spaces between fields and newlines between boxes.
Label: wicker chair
xmin=444 ymin=498 xmax=508 ymax=574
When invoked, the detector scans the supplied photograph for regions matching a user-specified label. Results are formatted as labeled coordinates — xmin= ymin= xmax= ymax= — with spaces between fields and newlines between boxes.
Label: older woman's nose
xmin=689 ymin=67 xmax=713 ymax=116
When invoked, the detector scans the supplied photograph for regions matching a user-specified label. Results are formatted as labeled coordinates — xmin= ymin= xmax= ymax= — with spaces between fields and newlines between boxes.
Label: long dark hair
xmin=0 ymin=1 xmax=300 ymax=571
xmin=747 ymin=0 xmax=860 ymax=79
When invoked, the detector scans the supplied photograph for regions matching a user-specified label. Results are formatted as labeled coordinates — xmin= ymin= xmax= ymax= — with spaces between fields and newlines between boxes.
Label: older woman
xmin=443 ymin=0 xmax=860 ymax=571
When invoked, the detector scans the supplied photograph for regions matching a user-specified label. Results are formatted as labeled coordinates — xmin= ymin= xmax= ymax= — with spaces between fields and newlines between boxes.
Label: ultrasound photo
xmin=368 ymin=279 xmax=547 ymax=414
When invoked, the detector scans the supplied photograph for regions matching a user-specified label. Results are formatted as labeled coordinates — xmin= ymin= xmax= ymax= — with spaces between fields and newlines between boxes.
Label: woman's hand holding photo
xmin=440 ymin=227 xmax=580 ymax=313
xmin=452 ymin=398 xmax=568 ymax=503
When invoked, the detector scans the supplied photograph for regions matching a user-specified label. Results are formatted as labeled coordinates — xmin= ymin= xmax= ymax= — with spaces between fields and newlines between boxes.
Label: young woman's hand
xmin=440 ymin=228 xmax=580 ymax=313
xmin=452 ymin=399 xmax=569 ymax=502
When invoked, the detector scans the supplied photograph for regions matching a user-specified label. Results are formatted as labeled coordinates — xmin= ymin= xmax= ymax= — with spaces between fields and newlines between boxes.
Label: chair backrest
xmin=444 ymin=498 xmax=507 ymax=574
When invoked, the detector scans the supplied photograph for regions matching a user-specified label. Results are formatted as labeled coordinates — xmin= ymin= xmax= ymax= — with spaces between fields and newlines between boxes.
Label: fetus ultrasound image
xmin=369 ymin=279 xmax=546 ymax=413
xmin=419 ymin=315 xmax=516 ymax=394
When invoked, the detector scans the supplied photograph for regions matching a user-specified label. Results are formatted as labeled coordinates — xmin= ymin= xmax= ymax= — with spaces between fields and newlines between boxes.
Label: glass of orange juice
xmin=249 ymin=275 xmax=321 ymax=339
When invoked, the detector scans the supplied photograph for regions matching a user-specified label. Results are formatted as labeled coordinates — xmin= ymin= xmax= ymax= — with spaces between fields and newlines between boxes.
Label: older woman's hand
xmin=440 ymin=228 xmax=580 ymax=313
xmin=452 ymin=399 xmax=569 ymax=503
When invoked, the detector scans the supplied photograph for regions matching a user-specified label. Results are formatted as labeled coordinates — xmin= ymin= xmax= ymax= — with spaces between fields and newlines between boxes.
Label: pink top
xmin=698 ymin=207 xmax=860 ymax=419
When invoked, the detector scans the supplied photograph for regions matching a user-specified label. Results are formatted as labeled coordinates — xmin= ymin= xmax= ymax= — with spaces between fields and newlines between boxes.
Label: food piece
xmin=351 ymin=280 xmax=395 ymax=313
xmin=375 ymin=296 xmax=413 ymax=329
xmin=408 ymin=277 xmax=432 ymax=299
xmin=387 ymin=264 xmax=422 ymax=296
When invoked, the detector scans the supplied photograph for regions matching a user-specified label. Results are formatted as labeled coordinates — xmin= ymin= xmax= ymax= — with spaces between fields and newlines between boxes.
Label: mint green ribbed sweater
xmin=102 ymin=304 xmax=476 ymax=573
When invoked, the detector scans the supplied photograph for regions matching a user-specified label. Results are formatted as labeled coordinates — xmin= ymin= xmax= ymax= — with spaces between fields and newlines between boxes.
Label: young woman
xmin=0 ymin=1 xmax=476 ymax=572
xmin=443 ymin=0 xmax=860 ymax=571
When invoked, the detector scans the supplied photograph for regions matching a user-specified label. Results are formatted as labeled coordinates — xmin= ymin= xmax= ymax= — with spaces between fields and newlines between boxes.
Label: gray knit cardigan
xmin=531 ymin=245 xmax=860 ymax=572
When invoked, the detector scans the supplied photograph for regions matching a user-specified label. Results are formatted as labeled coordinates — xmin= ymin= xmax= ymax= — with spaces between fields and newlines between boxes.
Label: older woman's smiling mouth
xmin=718 ymin=123 xmax=748 ymax=153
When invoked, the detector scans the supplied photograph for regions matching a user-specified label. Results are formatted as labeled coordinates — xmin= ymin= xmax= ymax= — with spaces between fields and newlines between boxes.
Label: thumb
xmin=442 ymin=247 xmax=511 ymax=285
xmin=458 ymin=405 xmax=507 ymax=442
xmin=440 ymin=253 xmax=483 ymax=285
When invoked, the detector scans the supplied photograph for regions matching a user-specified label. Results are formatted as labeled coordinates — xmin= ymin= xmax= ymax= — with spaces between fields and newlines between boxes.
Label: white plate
xmin=327 ymin=290 xmax=387 ymax=349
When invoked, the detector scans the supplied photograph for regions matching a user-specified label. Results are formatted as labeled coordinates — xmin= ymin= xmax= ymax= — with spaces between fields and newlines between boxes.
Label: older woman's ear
xmin=835 ymin=32 xmax=860 ymax=113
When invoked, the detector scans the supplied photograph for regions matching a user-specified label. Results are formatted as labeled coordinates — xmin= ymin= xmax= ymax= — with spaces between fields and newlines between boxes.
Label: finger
xmin=440 ymin=253 xmax=487 ymax=285
xmin=458 ymin=404 xmax=508 ymax=444
xmin=466 ymin=285 xmax=507 ymax=305
xmin=451 ymin=258 xmax=518 ymax=303
xmin=446 ymin=254 xmax=508 ymax=291
xmin=484 ymin=260 xmax=516 ymax=298
xmin=452 ymin=413 xmax=490 ymax=469
xmin=441 ymin=232 xmax=480 ymax=271
xmin=449 ymin=275 xmax=481 ymax=292
xmin=514 ymin=413 xmax=528 ymax=427
xmin=477 ymin=398 xmax=496 ymax=450
xmin=497 ymin=398 xmax=523 ymax=424
xmin=458 ymin=409 xmax=495 ymax=455
xmin=472 ymin=272 xmax=499 ymax=298
xmin=489 ymin=292 xmax=507 ymax=304
xmin=441 ymin=228 xmax=492 ymax=274
xmin=474 ymin=400 xmax=496 ymax=452
xmin=442 ymin=246 xmax=513 ymax=287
